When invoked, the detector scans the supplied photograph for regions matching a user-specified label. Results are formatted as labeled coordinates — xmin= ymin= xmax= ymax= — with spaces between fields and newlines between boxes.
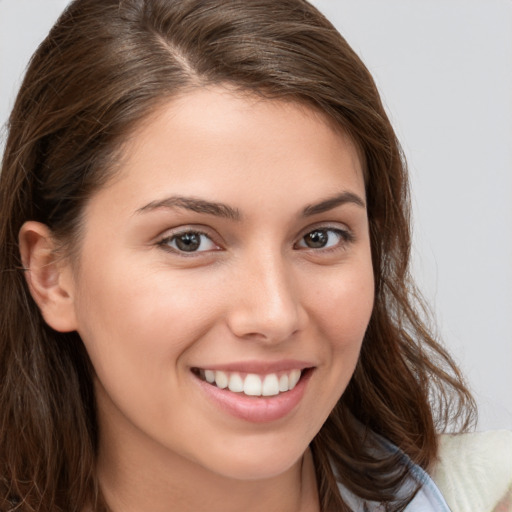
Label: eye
xmin=296 ymin=228 xmax=352 ymax=250
xmin=159 ymin=230 xmax=218 ymax=253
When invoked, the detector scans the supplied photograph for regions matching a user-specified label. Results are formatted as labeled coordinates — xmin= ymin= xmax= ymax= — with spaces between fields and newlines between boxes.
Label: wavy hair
xmin=0 ymin=1 xmax=475 ymax=510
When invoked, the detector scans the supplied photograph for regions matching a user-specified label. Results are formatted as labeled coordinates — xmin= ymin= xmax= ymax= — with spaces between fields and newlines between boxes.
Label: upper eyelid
xmin=157 ymin=225 xmax=219 ymax=242
xmin=296 ymin=222 xmax=353 ymax=239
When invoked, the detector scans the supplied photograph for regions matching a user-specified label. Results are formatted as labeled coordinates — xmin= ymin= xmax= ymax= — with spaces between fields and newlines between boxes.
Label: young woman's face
xmin=67 ymin=87 xmax=374 ymax=481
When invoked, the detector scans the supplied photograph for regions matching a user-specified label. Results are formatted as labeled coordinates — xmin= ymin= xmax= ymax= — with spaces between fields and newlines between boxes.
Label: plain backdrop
xmin=1 ymin=0 xmax=511 ymax=431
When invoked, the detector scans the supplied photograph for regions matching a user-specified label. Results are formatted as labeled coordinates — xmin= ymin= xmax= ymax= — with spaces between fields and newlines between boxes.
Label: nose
xmin=226 ymin=251 xmax=307 ymax=343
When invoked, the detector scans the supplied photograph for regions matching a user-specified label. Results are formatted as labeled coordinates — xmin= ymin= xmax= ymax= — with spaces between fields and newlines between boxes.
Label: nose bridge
xmin=227 ymin=247 xmax=304 ymax=342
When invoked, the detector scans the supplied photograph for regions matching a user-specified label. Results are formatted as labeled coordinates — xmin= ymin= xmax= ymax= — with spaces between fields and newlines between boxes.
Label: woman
xmin=0 ymin=0 xmax=483 ymax=510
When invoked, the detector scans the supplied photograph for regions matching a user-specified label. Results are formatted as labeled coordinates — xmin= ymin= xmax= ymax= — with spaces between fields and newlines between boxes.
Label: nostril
xmin=226 ymin=301 xmax=306 ymax=343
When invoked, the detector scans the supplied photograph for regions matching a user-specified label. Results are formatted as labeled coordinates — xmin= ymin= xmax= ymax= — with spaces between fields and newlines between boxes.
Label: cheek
xmin=71 ymin=263 xmax=224 ymax=433
xmin=72 ymin=257 xmax=224 ymax=375
xmin=310 ymin=261 xmax=375 ymax=352
xmin=296 ymin=260 xmax=374 ymax=431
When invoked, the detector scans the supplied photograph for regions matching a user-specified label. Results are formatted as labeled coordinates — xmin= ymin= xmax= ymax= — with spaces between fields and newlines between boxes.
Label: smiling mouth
xmin=192 ymin=368 xmax=311 ymax=397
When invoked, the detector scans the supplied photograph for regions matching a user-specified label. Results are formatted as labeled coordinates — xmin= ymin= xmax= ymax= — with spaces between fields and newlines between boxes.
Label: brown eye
xmin=160 ymin=231 xmax=217 ymax=253
xmin=175 ymin=232 xmax=201 ymax=252
xmin=296 ymin=228 xmax=351 ymax=250
xmin=303 ymin=230 xmax=329 ymax=248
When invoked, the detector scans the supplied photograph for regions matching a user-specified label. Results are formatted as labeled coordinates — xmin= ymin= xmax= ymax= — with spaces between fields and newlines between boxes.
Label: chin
xmin=195 ymin=438 xmax=308 ymax=481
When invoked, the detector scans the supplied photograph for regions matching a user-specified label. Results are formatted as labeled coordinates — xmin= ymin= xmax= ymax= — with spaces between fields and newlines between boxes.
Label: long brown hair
xmin=0 ymin=1 xmax=475 ymax=510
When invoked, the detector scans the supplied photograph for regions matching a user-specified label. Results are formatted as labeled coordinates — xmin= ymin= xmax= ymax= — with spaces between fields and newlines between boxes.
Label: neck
xmin=95 ymin=402 xmax=320 ymax=512
xmin=97 ymin=443 xmax=319 ymax=512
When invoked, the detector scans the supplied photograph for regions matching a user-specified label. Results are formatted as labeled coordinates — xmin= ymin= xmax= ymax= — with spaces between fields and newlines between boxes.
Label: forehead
xmin=89 ymin=86 xmax=365 ymax=218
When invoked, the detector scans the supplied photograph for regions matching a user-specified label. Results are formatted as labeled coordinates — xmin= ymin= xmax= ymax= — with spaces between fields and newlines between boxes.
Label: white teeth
xmin=228 ymin=373 xmax=244 ymax=393
xmin=289 ymin=369 xmax=301 ymax=389
xmin=244 ymin=374 xmax=263 ymax=396
xmin=214 ymin=370 xmax=229 ymax=389
xmin=278 ymin=374 xmax=289 ymax=392
xmin=204 ymin=369 xmax=304 ymax=396
xmin=262 ymin=374 xmax=280 ymax=396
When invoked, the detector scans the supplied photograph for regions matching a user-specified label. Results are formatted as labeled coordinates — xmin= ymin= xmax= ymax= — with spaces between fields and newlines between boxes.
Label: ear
xmin=19 ymin=221 xmax=78 ymax=332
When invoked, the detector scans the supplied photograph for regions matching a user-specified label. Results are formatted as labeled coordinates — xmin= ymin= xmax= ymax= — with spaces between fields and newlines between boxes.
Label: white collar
xmin=335 ymin=439 xmax=451 ymax=511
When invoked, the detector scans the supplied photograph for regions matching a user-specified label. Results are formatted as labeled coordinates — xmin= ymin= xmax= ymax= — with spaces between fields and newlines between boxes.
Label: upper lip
xmin=192 ymin=359 xmax=314 ymax=374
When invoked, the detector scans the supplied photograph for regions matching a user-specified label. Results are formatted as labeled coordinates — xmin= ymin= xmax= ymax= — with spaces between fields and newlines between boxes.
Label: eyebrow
xmin=302 ymin=191 xmax=366 ymax=216
xmin=135 ymin=190 xmax=365 ymax=220
xmin=135 ymin=196 xmax=241 ymax=221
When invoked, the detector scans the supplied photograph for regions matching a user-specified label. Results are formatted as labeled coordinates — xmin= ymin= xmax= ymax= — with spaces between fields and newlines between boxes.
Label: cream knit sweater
xmin=431 ymin=431 xmax=512 ymax=512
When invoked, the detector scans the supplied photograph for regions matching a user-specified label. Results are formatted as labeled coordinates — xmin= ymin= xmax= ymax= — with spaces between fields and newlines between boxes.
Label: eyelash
xmin=157 ymin=226 xmax=354 ymax=255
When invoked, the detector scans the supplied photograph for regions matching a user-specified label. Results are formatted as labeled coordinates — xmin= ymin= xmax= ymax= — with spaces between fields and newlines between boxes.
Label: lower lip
xmin=195 ymin=370 xmax=312 ymax=423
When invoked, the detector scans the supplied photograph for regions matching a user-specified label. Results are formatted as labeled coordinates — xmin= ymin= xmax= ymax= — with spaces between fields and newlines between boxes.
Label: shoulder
xmin=430 ymin=430 xmax=512 ymax=512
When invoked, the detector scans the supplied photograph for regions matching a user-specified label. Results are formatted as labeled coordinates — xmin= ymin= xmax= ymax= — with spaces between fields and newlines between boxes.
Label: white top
xmin=432 ymin=431 xmax=512 ymax=512
xmin=337 ymin=431 xmax=512 ymax=511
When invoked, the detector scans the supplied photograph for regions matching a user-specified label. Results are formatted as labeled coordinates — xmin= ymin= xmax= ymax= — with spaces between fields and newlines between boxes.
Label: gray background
xmin=1 ymin=0 xmax=511 ymax=430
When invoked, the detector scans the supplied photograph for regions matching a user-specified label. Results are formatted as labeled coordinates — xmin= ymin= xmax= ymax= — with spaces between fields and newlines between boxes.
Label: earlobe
xmin=19 ymin=221 xmax=78 ymax=332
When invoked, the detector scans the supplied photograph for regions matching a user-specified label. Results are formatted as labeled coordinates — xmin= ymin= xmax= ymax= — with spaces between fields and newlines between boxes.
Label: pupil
xmin=305 ymin=230 xmax=327 ymax=248
xmin=176 ymin=233 xmax=200 ymax=252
